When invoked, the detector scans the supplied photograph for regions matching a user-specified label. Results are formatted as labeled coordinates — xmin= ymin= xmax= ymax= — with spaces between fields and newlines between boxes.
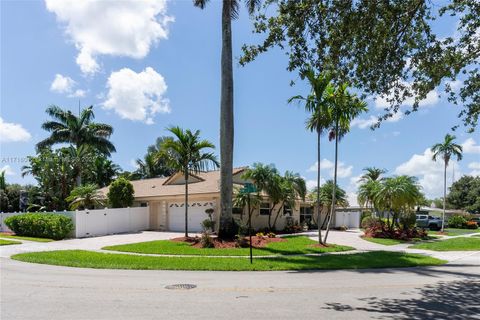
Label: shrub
xmin=107 ymin=178 xmax=134 ymax=208
xmin=200 ymin=232 xmax=214 ymax=248
xmin=201 ymin=219 xmax=215 ymax=232
xmin=235 ymin=236 xmax=249 ymax=248
xmin=5 ymin=213 xmax=73 ymax=240
xmin=448 ymin=214 xmax=468 ymax=229
xmin=266 ymin=232 xmax=276 ymax=238
xmin=361 ymin=216 xmax=382 ymax=229
xmin=233 ymin=218 xmax=249 ymax=237
xmin=399 ymin=212 xmax=417 ymax=230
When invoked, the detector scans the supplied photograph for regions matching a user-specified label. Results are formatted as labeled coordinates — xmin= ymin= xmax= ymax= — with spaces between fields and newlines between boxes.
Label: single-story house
xmin=100 ymin=168 xmax=360 ymax=232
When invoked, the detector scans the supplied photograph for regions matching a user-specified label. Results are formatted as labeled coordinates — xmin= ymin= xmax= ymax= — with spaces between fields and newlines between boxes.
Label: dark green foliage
xmin=447 ymin=176 xmax=480 ymax=214
xmin=5 ymin=213 xmax=73 ymax=240
xmin=448 ymin=214 xmax=468 ymax=229
xmin=200 ymin=232 xmax=215 ymax=248
xmin=241 ymin=0 xmax=480 ymax=132
xmin=107 ymin=178 xmax=134 ymax=208
xmin=399 ymin=212 xmax=417 ymax=230
xmin=132 ymin=137 xmax=176 ymax=179
xmin=361 ymin=216 xmax=382 ymax=230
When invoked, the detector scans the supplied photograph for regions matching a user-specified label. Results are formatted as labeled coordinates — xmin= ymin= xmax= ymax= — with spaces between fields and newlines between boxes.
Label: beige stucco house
xmin=101 ymin=168 xmax=316 ymax=232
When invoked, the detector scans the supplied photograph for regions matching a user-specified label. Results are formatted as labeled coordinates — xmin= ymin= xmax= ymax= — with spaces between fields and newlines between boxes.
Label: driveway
xmin=0 ymin=231 xmax=195 ymax=258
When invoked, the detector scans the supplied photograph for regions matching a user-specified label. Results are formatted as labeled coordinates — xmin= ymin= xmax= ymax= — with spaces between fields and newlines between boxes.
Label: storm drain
xmin=165 ymin=284 xmax=197 ymax=290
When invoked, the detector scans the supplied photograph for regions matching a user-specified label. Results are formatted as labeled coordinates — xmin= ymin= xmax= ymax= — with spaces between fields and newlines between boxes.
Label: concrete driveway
xmin=0 ymin=231 xmax=195 ymax=258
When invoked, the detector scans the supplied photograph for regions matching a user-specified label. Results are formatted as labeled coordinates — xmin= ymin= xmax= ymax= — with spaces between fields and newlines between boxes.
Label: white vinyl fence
xmin=0 ymin=207 xmax=150 ymax=238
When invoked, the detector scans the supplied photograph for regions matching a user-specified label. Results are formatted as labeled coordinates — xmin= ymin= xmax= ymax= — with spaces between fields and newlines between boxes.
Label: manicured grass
xmin=472 ymin=234 xmax=480 ymax=238
xmin=11 ymin=250 xmax=446 ymax=271
xmin=103 ymin=236 xmax=354 ymax=256
xmin=410 ymin=237 xmax=480 ymax=251
xmin=0 ymin=233 xmax=54 ymax=242
xmin=430 ymin=228 xmax=480 ymax=237
xmin=362 ymin=237 xmax=404 ymax=246
xmin=362 ymin=236 xmax=439 ymax=246
xmin=0 ymin=239 xmax=21 ymax=246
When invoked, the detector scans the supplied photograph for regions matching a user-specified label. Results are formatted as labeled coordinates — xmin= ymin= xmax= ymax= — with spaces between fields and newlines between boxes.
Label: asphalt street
xmin=1 ymin=253 xmax=479 ymax=320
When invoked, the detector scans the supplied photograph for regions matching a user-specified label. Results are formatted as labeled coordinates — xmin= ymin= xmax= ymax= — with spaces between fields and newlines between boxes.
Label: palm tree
xmin=324 ymin=84 xmax=368 ymax=243
xmin=289 ymin=69 xmax=334 ymax=244
xmin=66 ymin=184 xmax=106 ymax=210
xmin=359 ymin=167 xmax=387 ymax=183
xmin=37 ymin=105 xmax=115 ymax=186
xmin=431 ymin=134 xmax=463 ymax=232
xmin=134 ymin=137 xmax=176 ymax=179
xmin=159 ymin=126 xmax=219 ymax=237
xmin=357 ymin=167 xmax=386 ymax=216
xmin=271 ymin=171 xmax=307 ymax=230
xmin=194 ymin=0 xmax=263 ymax=238
xmin=373 ymin=175 xmax=422 ymax=232
xmin=310 ymin=180 xmax=349 ymax=226
xmin=242 ymin=163 xmax=282 ymax=229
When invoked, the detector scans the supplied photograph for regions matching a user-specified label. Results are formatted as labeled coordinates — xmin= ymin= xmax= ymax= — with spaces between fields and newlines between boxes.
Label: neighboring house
xmin=99 ymin=168 xmax=311 ymax=232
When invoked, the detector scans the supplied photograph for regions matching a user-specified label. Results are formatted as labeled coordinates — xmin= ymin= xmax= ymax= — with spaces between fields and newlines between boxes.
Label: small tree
xmin=107 ymin=178 xmax=134 ymax=208
xmin=66 ymin=184 xmax=105 ymax=210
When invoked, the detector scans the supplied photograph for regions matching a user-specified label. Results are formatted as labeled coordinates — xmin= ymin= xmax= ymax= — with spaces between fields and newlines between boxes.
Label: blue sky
xmin=1 ymin=0 xmax=479 ymax=203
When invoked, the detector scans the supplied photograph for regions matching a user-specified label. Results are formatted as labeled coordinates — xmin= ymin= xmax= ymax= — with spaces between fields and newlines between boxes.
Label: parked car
xmin=416 ymin=214 xmax=445 ymax=231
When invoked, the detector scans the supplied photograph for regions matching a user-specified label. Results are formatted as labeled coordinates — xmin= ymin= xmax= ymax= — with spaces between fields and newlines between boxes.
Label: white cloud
xmin=69 ymin=89 xmax=86 ymax=98
xmin=0 ymin=118 xmax=31 ymax=143
xmin=130 ymin=159 xmax=139 ymax=169
xmin=468 ymin=162 xmax=480 ymax=176
xmin=103 ymin=67 xmax=170 ymax=123
xmin=304 ymin=177 xmax=326 ymax=191
xmin=346 ymin=192 xmax=358 ymax=207
xmin=351 ymin=116 xmax=377 ymax=129
xmin=50 ymin=74 xmax=86 ymax=98
xmin=462 ymin=138 xmax=480 ymax=154
xmin=45 ymin=0 xmax=173 ymax=75
xmin=308 ymin=159 xmax=353 ymax=179
xmin=50 ymin=74 xmax=75 ymax=93
xmin=375 ymin=80 xmax=440 ymax=109
xmin=392 ymin=131 xmax=401 ymax=137
xmin=395 ymin=148 xmax=462 ymax=198
xmin=0 ymin=165 xmax=15 ymax=176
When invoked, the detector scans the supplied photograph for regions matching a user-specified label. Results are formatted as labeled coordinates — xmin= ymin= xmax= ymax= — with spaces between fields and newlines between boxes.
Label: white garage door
xmin=168 ymin=201 xmax=215 ymax=232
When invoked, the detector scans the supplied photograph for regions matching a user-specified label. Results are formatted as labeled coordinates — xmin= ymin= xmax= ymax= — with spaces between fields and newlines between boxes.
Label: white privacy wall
xmin=0 ymin=207 xmax=150 ymax=238
xmin=335 ymin=211 xmax=361 ymax=229
xmin=73 ymin=207 xmax=150 ymax=238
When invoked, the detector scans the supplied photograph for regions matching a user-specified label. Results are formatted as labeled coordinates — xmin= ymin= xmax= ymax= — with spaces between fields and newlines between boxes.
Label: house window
xmin=260 ymin=202 xmax=270 ymax=215
xmin=300 ymin=206 xmax=313 ymax=224
xmin=283 ymin=205 xmax=292 ymax=216
xmin=232 ymin=207 xmax=243 ymax=215
xmin=140 ymin=202 xmax=148 ymax=207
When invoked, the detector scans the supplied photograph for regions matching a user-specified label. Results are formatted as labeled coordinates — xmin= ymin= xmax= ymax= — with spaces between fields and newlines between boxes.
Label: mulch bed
xmin=171 ymin=236 xmax=286 ymax=249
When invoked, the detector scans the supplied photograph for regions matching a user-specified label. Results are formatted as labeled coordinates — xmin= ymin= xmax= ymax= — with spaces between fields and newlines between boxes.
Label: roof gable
xmin=163 ymin=172 xmax=205 ymax=185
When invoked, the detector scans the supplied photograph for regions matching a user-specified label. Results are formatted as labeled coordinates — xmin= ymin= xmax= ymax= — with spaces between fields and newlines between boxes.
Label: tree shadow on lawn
xmin=321 ymin=279 xmax=480 ymax=320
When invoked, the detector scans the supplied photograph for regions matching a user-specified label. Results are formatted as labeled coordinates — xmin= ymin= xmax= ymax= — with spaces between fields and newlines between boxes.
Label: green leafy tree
xmin=37 ymin=105 xmax=115 ymax=185
xmin=447 ymin=176 xmax=480 ymax=214
xmin=194 ymin=0 xmax=264 ymax=239
xmin=66 ymin=184 xmax=106 ymax=210
xmin=289 ymin=69 xmax=334 ymax=243
xmin=431 ymin=134 xmax=463 ymax=231
xmin=324 ymin=85 xmax=367 ymax=243
xmin=357 ymin=167 xmax=387 ymax=215
xmin=107 ymin=178 xmax=135 ymax=209
xmin=133 ymin=137 xmax=176 ymax=179
xmin=159 ymin=126 xmax=219 ymax=237
xmin=241 ymin=1 xmax=480 ymax=132
xmin=0 ymin=170 xmax=6 ymax=190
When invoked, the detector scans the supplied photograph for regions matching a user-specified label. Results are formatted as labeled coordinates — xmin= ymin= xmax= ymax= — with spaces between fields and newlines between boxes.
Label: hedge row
xmin=5 ymin=213 xmax=73 ymax=240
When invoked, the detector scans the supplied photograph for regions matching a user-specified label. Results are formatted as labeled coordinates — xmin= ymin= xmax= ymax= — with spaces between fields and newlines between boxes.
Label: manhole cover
xmin=165 ymin=284 xmax=197 ymax=290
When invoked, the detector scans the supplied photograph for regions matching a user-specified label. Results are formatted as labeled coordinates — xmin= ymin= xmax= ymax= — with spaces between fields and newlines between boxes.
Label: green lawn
xmin=472 ymin=234 xmax=480 ymax=238
xmin=362 ymin=236 xmax=438 ymax=246
xmin=430 ymin=228 xmax=480 ymax=237
xmin=409 ymin=237 xmax=480 ymax=251
xmin=0 ymin=233 xmax=54 ymax=242
xmin=0 ymin=239 xmax=21 ymax=246
xmin=11 ymin=250 xmax=446 ymax=271
xmin=103 ymin=236 xmax=354 ymax=256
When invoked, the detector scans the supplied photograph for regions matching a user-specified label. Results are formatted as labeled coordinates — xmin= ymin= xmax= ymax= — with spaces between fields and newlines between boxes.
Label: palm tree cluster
xmin=240 ymin=163 xmax=306 ymax=231
xmin=132 ymin=137 xmax=176 ymax=179
xmin=290 ymin=68 xmax=367 ymax=244
xmin=309 ymin=180 xmax=349 ymax=228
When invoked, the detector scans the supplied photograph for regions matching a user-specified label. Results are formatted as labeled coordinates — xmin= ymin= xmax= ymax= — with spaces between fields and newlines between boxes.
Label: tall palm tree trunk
xmin=184 ymin=172 xmax=189 ymax=238
xmin=324 ymin=123 xmax=339 ymax=243
xmin=218 ymin=0 xmax=234 ymax=238
xmin=316 ymin=129 xmax=323 ymax=244
xmin=442 ymin=160 xmax=447 ymax=232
